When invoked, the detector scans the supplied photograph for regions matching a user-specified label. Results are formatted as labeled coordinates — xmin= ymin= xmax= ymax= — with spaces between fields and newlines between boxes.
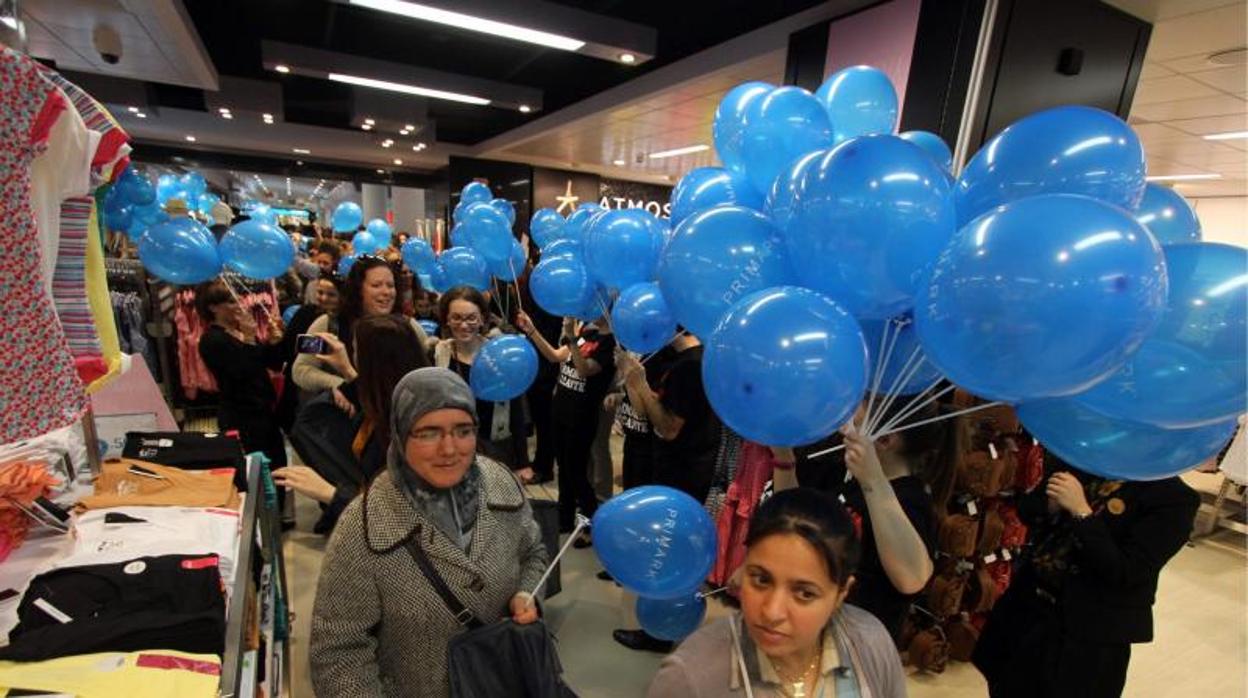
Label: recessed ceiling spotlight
xmin=135 ymin=112 xmax=147 ymax=119
xmin=221 ymin=112 xmax=233 ymax=119
xmin=296 ymin=160 xmax=304 ymax=166
xmin=377 ymin=168 xmax=385 ymax=173
xmin=519 ymin=104 xmax=532 ymax=113
xmin=274 ymin=64 xmax=291 ymax=73
xmin=262 ymin=112 xmax=273 ymax=120
xmin=293 ymin=148 xmax=311 ymax=154
xmin=185 ymin=135 xmax=197 ymax=142
xmin=612 ymin=159 xmax=625 ymax=166
xmin=362 ymin=124 xmax=372 ymax=131
xmin=416 ymin=142 xmax=426 ymax=149
xmin=404 ymin=123 xmax=416 ymax=130
xmin=127 ymin=106 xmax=139 ymax=113
xmin=399 ymin=129 xmax=411 ymax=136
xmin=619 ymin=52 xmax=636 ymax=64
xmin=393 ymin=158 xmax=403 ymax=165
xmin=364 ymin=118 xmax=376 ymax=125
xmin=382 ymin=141 xmax=392 ymax=148
xmin=218 ymin=107 xmax=230 ymax=113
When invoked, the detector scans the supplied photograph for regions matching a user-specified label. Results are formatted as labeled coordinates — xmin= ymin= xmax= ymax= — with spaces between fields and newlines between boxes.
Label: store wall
xmin=391 ymin=186 xmax=427 ymax=236
xmin=822 ymin=0 xmax=921 ymax=108
xmin=599 ymin=178 xmax=673 ymax=218
xmin=361 ymin=183 xmax=388 ymax=227
xmin=533 ymin=167 xmax=599 ymax=218
xmin=1191 ymin=197 xmax=1248 ymax=248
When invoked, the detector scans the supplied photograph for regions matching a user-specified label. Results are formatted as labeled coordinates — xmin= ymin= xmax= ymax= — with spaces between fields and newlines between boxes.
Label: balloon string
xmin=640 ymin=329 xmax=689 ymax=365
xmin=527 ymin=514 xmax=591 ymax=607
xmin=807 ymin=400 xmax=1002 ymax=459
xmin=507 ymin=257 xmax=526 ymax=317
xmin=875 ymin=382 xmax=955 ymax=437
xmin=219 ymin=273 xmax=277 ymax=326
xmin=862 ymin=319 xmax=901 ymax=433
xmin=865 ymin=346 xmax=929 ymax=436
xmin=697 ymin=586 xmax=729 ymax=600
xmin=596 ymin=290 xmax=616 ymax=334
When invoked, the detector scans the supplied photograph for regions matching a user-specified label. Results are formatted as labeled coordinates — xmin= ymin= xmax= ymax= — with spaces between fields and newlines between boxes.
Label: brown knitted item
xmin=938 ymin=513 xmax=979 ymax=557
xmin=977 ymin=507 xmax=1006 ymax=555
xmin=928 ymin=571 xmax=968 ymax=618
xmin=945 ymin=617 xmax=980 ymax=662
xmin=958 ymin=451 xmax=1006 ymax=498
xmin=908 ymin=627 xmax=949 ymax=674
xmin=964 ymin=566 xmax=1002 ymax=614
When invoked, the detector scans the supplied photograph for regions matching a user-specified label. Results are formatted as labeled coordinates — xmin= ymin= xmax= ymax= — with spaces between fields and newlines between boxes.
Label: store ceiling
xmin=1109 ymin=0 xmax=1247 ymax=198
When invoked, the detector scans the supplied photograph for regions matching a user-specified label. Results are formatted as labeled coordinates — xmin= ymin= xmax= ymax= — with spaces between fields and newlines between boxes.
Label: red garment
xmin=174 ymin=289 xmax=216 ymax=399
xmin=710 ymin=441 xmax=775 ymax=588
xmin=0 ymin=460 xmax=63 ymax=561
xmin=997 ymin=501 xmax=1028 ymax=549
xmin=1016 ymin=440 xmax=1045 ymax=492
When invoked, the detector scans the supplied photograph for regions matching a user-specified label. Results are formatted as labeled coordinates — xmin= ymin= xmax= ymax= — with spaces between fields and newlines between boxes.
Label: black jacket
xmin=1015 ymin=467 xmax=1199 ymax=644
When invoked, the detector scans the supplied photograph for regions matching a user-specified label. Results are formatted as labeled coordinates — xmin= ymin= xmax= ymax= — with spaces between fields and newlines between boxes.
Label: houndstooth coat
xmin=310 ymin=456 xmax=549 ymax=697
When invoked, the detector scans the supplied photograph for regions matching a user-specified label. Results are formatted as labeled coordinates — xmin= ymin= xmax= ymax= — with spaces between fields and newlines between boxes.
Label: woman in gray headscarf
xmin=310 ymin=367 xmax=549 ymax=697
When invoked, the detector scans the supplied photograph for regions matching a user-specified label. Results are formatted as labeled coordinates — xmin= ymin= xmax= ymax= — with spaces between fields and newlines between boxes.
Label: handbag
xmin=403 ymin=535 xmax=576 ymax=698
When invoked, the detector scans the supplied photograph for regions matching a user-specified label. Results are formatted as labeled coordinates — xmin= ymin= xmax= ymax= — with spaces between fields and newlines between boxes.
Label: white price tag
xmin=1002 ymin=549 xmax=1013 ymax=561
xmin=983 ymin=553 xmax=998 ymax=564
xmin=967 ymin=500 xmax=979 ymax=517
xmin=988 ymin=443 xmax=999 ymax=460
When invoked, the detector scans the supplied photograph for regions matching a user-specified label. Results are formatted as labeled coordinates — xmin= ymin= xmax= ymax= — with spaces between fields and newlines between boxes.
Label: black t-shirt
xmin=552 ymin=327 xmax=617 ymax=427
xmin=198 ymin=325 xmax=283 ymax=422
xmin=841 ymin=475 xmax=936 ymax=640
xmin=653 ymin=346 xmax=719 ymax=502
xmin=617 ymin=346 xmax=677 ymax=443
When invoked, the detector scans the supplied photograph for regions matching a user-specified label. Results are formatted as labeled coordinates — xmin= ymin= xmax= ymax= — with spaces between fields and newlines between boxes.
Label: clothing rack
xmin=105 ymin=258 xmax=173 ymax=398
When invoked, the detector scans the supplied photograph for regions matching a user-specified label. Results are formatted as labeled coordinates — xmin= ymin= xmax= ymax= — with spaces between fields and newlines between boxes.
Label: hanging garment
xmin=84 ymin=201 xmax=125 ymax=393
xmin=0 ymin=47 xmax=88 ymax=443
xmin=174 ymin=289 xmax=217 ymax=398
xmin=710 ymin=442 xmax=776 ymax=588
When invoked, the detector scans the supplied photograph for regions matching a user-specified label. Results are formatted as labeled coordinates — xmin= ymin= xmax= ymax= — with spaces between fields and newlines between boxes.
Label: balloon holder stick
xmin=527 ymin=514 xmax=591 ymax=607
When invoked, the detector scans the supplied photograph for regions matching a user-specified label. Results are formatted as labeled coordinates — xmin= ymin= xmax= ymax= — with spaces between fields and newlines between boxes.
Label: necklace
xmin=772 ymin=651 xmax=820 ymax=698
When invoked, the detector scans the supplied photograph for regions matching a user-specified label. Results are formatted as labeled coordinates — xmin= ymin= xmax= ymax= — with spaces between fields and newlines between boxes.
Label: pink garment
xmin=710 ymin=441 xmax=776 ymax=588
xmin=175 ymin=288 xmax=216 ymax=399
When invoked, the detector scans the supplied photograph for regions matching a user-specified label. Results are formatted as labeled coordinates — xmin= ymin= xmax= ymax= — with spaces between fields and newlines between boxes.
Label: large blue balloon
xmin=541 ymin=239 xmax=582 ymax=262
xmin=116 ymin=166 xmax=155 ymax=206
xmin=917 ymin=194 xmax=1168 ymax=402
xmin=670 ymin=167 xmax=763 ymax=226
xmin=593 ymin=486 xmax=717 ymax=599
xmin=739 ymin=86 xmax=834 ymax=195
xmin=426 ymin=262 xmax=449 ymax=293
xmin=1134 ymin=183 xmax=1202 ymax=245
xmin=452 ymin=201 xmax=470 ymax=225
xmin=561 ymin=206 xmax=598 ymax=245
xmin=488 ymin=239 xmax=528 ymax=282
xmin=658 ymin=206 xmax=793 ymax=338
xmin=283 ymin=304 xmax=302 ymax=325
xmin=704 ymin=286 xmax=869 ymax=446
xmin=103 ymin=187 xmax=133 ymax=231
xmin=861 ymin=317 xmax=944 ymax=396
xmin=899 ymin=130 xmax=953 ymax=170
xmin=612 ymin=282 xmax=677 ymax=354
xmin=530 ymin=208 xmax=565 ymax=247
xmin=219 ymin=220 xmax=295 ymax=280
xmin=459 ymin=202 xmax=514 ymax=263
xmin=352 ymin=231 xmax=384 ymax=255
xmin=461 ymin=181 xmax=492 ymax=205
xmin=956 ymin=105 xmax=1146 ymax=226
xmin=249 ymin=203 xmax=276 ymax=226
xmin=636 ymin=593 xmax=707 ymax=642
xmin=365 ymin=218 xmax=393 ymax=241
xmin=816 ymin=66 xmax=899 ymax=144
xmin=585 ymin=209 xmax=666 ymax=289
xmin=531 ymin=255 xmax=596 ymax=317
xmin=331 ymin=202 xmax=363 ymax=233
xmin=180 ymin=172 xmax=207 ymax=198
xmin=418 ymin=318 xmax=440 ymax=337
xmin=490 ymin=198 xmax=516 ymax=226
xmin=1018 ymin=398 xmax=1238 ymax=480
xmin=763 ymin=149 xmax=827 ymax=234
xmin=440 ymin=247 xmax=491 ymax=291
xmin=1077 ymin=243 xmax=1246 ymax=427
xmin=401 ymin=237 xmax=437 ymax=274
xmin=137 ymin=218 xmax=221 ymax=284
xmin=196 ymin=192 xmax=221 ymax=217
xmin=783 ymin=136 xmax=957 ymax=319
xmin=470 ymin=335 xmax=539 ymax=401
xmin=712 ymin=81 xmax=774 ymax=176
xmin=155 ymin=174 xmax=182 ymax=205
xmin=338 ymin=254 xmax=358 ymax=277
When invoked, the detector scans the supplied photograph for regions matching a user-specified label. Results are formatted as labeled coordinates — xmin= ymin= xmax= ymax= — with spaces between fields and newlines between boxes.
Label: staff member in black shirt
xmin=517 ymin=310 xmax=616 ymax=544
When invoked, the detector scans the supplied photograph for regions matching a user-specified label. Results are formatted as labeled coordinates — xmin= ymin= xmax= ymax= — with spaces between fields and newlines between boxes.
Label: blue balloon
xmin=1076 ymin=243 xmax=1246 ymax=428
xmin=490 ymin=198 xmax=516 ymax=225
xmin=636 ymin=593 xmax=707 ymax=642
xmin=283 ymin=305 xmax=302 ymax=325
xmin=418 ymin=319 xmax=440 ymax=337
xmin=116 ymin=166 xmax=155 ymax=206
xmin=219 ymin=220 xmax=295 ymax=280
xmin=401 ymin=238 xmax=437 ymax=274
xmin=577 ymin=202 xmax=602 ymax=212
xmin=250 ymin=203 xmax=277 ymax=226
xmin=530 ymin=208 xmax=565 ymax=248
xmin=1018 ymin=398 xmax=1238 ymax=480
xmin=427 ymin=263 xmax=449 ymax=293
xmin=764 ymin=149 xmax=827 ymax=234
xmin=740 ymin=86 xmax=834 ymax=195
xmin=352 ymin=231 xmax=384 ymax=256
xmin=956 ymin=105 xmax=1146 ymax=226
xmin=452 ymin=201 xmax=469 ymax=225
xmin=861 ymin=317 xmax=944 ymax=396
xmin=541 ymin=239 xmax=582 ymax=262
xmin=899 ymin=130 xmax=953 ymax=170
xmin=531 ymin=255 xmax=596 ymax=317
xmin=816 ymin=66 xmax=899 ymax=144
xmin=331 ymin=202 xmax=363 ymax=233
xmin=712 ymin=81 xmax=774 ymax=176
xmin=338 ymin=254 xmax=357 ymax=277
xmin=196 ymin=192 xmax=220 ymax=217
xmin=439 ymin=246 xmax=491 ymax=291
xmin=704 ymin=286 xmax=868 ymax=446
xmin=612 ymin=282 xmax=677 ymax=354
xmin=450 ymin=223 xmax=473 ymax=249
xmin=784 ymin=136 xmax=957 ymax=319
xmin=585 ymin=209 xmax=666 ymax=290
xmin=134 ymin=201 xmax=166 ymax=226
xmin=470 ymin=335 xmax=539 ymax=401
xmin=917 ymin=194 xmax=1168 ymax=402
xmin=461 ymin=181 xmax=492 ymax=205
xmin=459 ymin=202 xmax=514 ymax=263
xmin=658 ymin=205 xmax=794 ymax=338
xmin=105 ymin=203 xmax=133 ymax=232
xmin=155 ymin=174 xmax=181 ymax=204
xmin=488 ymin=240 xmax=528 ymax=282
xmin=593 ymin=486 xmax=717 ymax=599
xmin=1134 ymin=183 xmax=1202 ymax=245
xmin=137 ymin=218 xmax=221 ymax=284
xmin=561 ymin=206 xmax=598 ymax=245
xmin=180 ymin=172 xmax=207 ymax=198
xmin=670 ymin=167 xmax=763 ymax=226
xmin=365 ymin=218 xmax=393 ymax=241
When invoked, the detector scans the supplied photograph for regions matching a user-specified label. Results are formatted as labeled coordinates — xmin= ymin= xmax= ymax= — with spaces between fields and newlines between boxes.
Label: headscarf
xmin=387 ymin=368 xmax=481 ymax=550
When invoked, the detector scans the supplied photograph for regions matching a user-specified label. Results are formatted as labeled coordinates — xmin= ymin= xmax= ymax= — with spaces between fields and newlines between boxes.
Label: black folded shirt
xmin=123 ymin=431 xmax=248 ymax=492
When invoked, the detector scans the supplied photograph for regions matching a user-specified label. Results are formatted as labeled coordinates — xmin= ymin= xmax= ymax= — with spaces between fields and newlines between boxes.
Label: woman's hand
xmin=510 ymin=593 xmax=539 ymax=625
xmin=1046 ymin=472 xmax=1093 ymax=518
xmin=614 ymin=348 xmax=643 ymax=384
xmin=265 ymin=314 xmax=285 ymax=345
xmin=318 ymin=333 xmax=353 ymax=373
xmin=272 ymin=466 xmax=337 ymax=504
xmin=515 ymin=311 xmax=535 ymax=335
xmin=603 ymin=393 xmax=622 ymax=411
xmin=331 ymin=387 xmax=357 ymax=417
xmin=841 ymin=423 xmax=888 ymax=490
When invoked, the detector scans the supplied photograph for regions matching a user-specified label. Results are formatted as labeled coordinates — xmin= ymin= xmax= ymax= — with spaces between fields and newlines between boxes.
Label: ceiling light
xmin=382 ymin=141 xmax=392 ymax=148
xmin=405 ymin=123 xmax=416 ymax=130
xmin=275 ymin=64 xmax=291 ymax=73
xmin=377 ymin=169 xmax=385 ymax=173
xmin=619 ymin=53 xmax=636 ymax=64
xmin=218 ymin=107 xmax=230 ymax=113
xmin=417 ymin=142 xmax=427 ymax=149
xmin=293 ymin=148 xmax=311 ymax=154
xmin=1202 ymin=131 xmax=1248 ymax=141
xmin=1145 ymin=173 xmax=1222 ymax=182
xmin=612 ymin=159 xmax=625 ymax=166
xmin=221 ymin=112 xmax=233 ymax=119
xmin=1 ymin=17 xmax=18 ymax=31
xmin=362 ymin=124 xmax=373 ymax=131
xmin=328 ymin=72 xmax=491 ymax=105
xmin=296 ymin=160 xmax=304 ymax=166
xmin=399 ymin=129 xmax=411 ymax=135
xmin=185 ymin=135 xmax=197 ymax=142
xmin=127 ymin=106 xmax=139 ymax=113
xmin=364 ymin=118 xmax=376 ymax=125
xmin=648 ymin=144 xmax=710 ymax=159
xmin=263 ymin=112 xmax=273 ymax=119
xmin=393 ymin=158 xmax=403 ymax=165
xmin=347 ymin=0 xmax=586 ymax=51
xmin=135 ymin=112 xmax=147 ymax=119
xmin=519 ymin=104 xmax=532 ymax=113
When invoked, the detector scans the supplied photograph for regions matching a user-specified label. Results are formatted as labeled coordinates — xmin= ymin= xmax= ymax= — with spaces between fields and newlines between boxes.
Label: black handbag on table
xmin=403 ymin=536 xmax=577 ymax=698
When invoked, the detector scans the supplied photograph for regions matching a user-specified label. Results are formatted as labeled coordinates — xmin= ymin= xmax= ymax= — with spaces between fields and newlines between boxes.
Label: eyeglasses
xmin=410 ymin=424 xmax=477 ymax=444
xmin=448 ymin=314 xmax=482 ymax=326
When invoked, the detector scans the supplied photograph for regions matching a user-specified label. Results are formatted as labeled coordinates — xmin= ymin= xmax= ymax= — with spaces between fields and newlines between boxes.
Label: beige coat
xmin=309 ymin=457 xmax=548 ymax=697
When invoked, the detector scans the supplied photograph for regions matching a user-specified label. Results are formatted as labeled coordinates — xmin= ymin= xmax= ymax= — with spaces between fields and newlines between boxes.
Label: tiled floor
xmin=282 ymin=445 xmax=1247 ymax=697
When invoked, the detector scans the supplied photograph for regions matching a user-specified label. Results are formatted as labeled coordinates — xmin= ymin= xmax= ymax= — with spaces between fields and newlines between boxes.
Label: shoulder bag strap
xmin=403 ymin=532 xmax=484 ymax=629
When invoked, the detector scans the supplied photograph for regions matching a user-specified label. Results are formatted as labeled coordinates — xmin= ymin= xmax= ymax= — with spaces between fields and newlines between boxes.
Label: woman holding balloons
xmin=647 ymin=488 xmax=906 ymax=697
xmin=433 ymin=286 xmax=532 ymax=478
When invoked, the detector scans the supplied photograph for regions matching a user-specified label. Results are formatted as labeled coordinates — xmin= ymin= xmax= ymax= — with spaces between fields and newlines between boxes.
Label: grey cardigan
xmin=310 ymin=457 xmax=549 ymax=698
xmin=648 ymin=605 xmax=907 ymax=698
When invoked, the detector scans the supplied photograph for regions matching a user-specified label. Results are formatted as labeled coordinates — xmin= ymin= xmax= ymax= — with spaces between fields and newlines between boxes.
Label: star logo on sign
xmin=555 ymin=180 xmax=579 ymax=214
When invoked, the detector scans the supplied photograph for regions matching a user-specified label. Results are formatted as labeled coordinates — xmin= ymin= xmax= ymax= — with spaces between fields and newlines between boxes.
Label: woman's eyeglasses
xmin=410 ymin=424 xmax=477 ymax=444
xmin=448 ymin=314 xmax=482 ymax=326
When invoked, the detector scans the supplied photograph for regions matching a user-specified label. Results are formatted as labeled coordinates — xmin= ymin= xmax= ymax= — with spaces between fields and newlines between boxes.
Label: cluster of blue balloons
xmin=138 ymin=215 xmax=294 ymax=285
xmin=106 ymin=166 xmax=225 ymax=241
